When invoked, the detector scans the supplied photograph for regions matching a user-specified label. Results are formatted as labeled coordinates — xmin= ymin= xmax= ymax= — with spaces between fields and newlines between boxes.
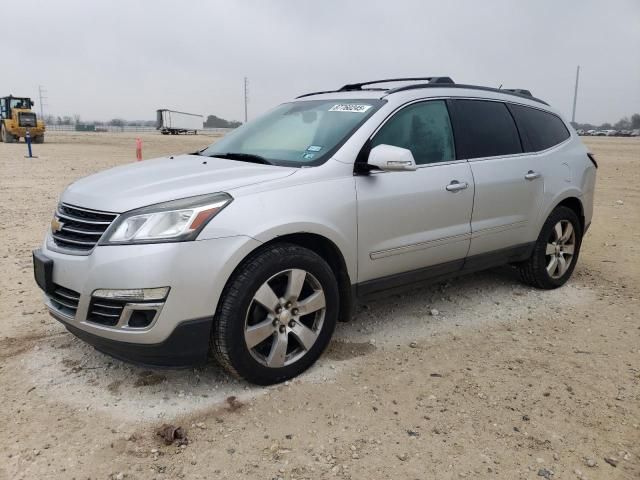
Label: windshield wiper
xmin=210 ymin=152 xmax=273 ymax=165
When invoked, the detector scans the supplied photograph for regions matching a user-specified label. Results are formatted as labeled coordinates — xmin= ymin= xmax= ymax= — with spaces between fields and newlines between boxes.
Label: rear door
xmin=448 ymin=99 xmax=545 ymax=256
xmin=356 ymin=100 xmax=475 ymax=289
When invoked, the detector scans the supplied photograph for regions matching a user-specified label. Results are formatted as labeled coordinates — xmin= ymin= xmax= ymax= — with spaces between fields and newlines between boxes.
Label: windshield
xmin=10 ymin=98 xmax=31 ymax=109
xmin=199 ymin=99 xmax=384 ymax=167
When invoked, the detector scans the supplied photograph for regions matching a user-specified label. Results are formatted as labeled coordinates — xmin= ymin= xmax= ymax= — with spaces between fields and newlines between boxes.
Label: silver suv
xmin=33 ymin=77 xmax=597 ymax=384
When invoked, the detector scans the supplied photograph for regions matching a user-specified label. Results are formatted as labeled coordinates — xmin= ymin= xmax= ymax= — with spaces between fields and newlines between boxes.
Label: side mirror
xmin=367 ymin=144 xmax=417 ymax=172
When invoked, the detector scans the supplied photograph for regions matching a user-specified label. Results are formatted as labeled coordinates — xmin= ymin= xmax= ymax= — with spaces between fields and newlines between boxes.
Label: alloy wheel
xmin=244 ymin=269 xmax=326 ymax=368
xmin=545 ymin=220 xmax=576 ymax=279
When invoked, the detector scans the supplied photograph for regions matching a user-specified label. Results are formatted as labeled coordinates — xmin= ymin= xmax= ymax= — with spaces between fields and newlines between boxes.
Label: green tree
xmin=204 ymin=114 xmax=242 ymax=128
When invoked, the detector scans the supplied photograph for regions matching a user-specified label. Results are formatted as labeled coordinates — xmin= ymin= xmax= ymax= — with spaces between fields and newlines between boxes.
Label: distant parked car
xmin=617 ymin=130 xmax=632 ymax=137
xmin=576 ymin=129 xmax=585 ymax=136
xmin=604 ymin=130 xmax=618 ymax=136
xmin=593 ymin=130 xmax=607 ymax=136
xmin=632 ymin=129 xmax=640 ymax=137
xmin=586 ymin=129 xmax=597 ymax=136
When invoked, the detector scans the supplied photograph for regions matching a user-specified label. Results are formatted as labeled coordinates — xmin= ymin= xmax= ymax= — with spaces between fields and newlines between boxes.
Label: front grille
xmin=52 ymin=204 xmax=118 ymax=252
xmin=18 ymin=112 xmax=37 ymax=127
xmin=49 ymin=285 xmax=81 ymax=317
xmin=87 ymin=298 xmax=124 ymax=327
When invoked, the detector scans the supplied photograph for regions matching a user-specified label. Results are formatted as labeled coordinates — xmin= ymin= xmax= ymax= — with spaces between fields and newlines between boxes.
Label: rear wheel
xmin=212 ymin=243 xmax=339 ymax=385
xmin=518 ymin=206 xmax=582 ymax=289
xmin=33 ymin=135 xmax=44 ymax=144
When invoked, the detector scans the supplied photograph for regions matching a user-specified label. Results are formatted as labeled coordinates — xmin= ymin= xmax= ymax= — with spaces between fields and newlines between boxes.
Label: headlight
xmin=101 ymin=193 xmax=232 ymax=245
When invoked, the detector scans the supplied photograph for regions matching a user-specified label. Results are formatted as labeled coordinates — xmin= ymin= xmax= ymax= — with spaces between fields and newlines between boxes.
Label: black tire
xmin=518 ymin=206 xmax=582 ymax=289
xmin=212 ymin=243 xmax=339 ymax=385
xmin=33 ymin=135 xmax=44 ymax=144
xmin=1 ymin=124 xmax=15 ymax=143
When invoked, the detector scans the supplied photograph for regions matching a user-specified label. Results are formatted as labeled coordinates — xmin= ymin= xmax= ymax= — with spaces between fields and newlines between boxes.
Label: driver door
xmin=355 ymin=100 xmax=474 ymax=291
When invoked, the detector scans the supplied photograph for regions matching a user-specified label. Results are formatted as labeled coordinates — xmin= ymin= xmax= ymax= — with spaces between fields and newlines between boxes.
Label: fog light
xmin=92 ymin=287 xmax=169 ymax=301
xmin=128 ymin=309 xmax=157 ymax=328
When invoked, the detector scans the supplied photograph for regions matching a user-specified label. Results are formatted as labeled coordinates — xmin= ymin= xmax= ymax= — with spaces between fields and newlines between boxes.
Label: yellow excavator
xmin=0 ymin=95 xmax=46 ymax=143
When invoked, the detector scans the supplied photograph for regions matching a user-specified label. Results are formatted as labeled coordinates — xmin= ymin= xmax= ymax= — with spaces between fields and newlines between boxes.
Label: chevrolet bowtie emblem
xmin=51 ymin=216 xmax=64 ymax=233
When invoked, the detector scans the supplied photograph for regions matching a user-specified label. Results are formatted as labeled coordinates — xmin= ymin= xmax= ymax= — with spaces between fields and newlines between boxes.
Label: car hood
xmin=61 ymin=154 xmax=298 ymax=213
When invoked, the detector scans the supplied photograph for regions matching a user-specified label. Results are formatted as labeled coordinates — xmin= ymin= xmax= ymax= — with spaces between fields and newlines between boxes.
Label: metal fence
xmin=45 ymin=124 xmax=234 ymax=135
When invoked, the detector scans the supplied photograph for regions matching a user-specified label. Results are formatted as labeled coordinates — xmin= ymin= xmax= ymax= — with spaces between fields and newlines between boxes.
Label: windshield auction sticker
xmin=328 ymin=104 xmax=372 ymax=113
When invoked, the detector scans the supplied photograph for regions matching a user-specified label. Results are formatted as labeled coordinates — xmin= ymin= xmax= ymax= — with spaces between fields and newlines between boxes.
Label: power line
xmin=38 ymin=85 xmax=48 ymax=120
xmin=571 ymin=66 xmax=580 ymax=123
xmin=243 ymin=77 xmax=248 ymax=123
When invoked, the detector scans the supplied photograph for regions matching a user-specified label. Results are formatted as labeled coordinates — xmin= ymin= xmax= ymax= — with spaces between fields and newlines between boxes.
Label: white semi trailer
xmin=156 ymin=109 xmax=203 ymax=135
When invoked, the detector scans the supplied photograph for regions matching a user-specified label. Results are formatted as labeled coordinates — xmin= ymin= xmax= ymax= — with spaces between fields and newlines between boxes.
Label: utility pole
xmin=38 ymin=85 xmax=47 ymax=120
xmin=571 ymin=66 xmax=580 ymax=124
xmin=243 ymin=77 xmax=248 ymax=123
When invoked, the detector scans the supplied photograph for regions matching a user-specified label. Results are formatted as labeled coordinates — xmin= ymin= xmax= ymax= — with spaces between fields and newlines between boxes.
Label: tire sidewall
xmin=216 ymin=246 xmax=339 ymax=385
xmin=534 ymin=207 xmax=582 ymax=288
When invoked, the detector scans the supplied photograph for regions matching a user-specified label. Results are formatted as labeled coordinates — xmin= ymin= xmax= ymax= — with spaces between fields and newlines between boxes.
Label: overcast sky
xmin=5 ymin=0 xmax=639 ymax=124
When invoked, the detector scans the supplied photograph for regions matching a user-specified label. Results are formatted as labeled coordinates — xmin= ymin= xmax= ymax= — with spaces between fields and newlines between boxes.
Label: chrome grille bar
xmin=51 ymin=203 xmax=118 ymax=252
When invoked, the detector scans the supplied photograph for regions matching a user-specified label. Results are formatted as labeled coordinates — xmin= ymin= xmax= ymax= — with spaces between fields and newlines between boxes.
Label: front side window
xmin=449 ymin=99 xmax=523 ymax=159
xmin=508 ymin=104 xmax=570 ymax=152
xmin=200 ymin=99 xmax=383 ymax=167
xmin=370 ymin=100 xmax=456 ymax=165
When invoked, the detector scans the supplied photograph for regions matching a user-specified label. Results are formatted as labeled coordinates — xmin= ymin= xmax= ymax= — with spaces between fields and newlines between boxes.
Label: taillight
xmin=587 ymin=153 xmax=598 ymax=169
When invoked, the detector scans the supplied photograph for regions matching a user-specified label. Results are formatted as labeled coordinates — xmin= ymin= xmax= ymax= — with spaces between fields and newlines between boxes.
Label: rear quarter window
xmin=508 ymin=104 xmax=570 ymax=152
xmin=449 ymin=99 xmax=522 ymax=159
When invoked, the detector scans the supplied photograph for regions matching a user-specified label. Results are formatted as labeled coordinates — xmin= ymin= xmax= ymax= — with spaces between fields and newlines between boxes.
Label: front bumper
xmin=51 ymin=309 xmax=213 ymax=367
xmin=11 ymin=126 xmax=45 ymax=137
xmin=38 ymin=234 xmax=261 ymax=355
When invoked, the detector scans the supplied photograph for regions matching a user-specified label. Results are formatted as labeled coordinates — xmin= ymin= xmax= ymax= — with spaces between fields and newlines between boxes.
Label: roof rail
xmin=504 ymin=88 xmax=533 ymax=97
xmin=338 ymin=77 xmax=454 ymax=91
xmin=295 ymin=78 xmax=548 ymax=105
xmin=384 ymin=83 xmax=548 ymax=105
xmin=296 ymin=77 xmax=454 ymax=98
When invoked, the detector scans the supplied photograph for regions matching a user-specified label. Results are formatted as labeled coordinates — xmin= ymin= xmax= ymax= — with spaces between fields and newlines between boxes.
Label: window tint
xmin=371 ymin=100 xmax=455 ymax=165
xmin=449 ymin=100 xmax=522 ymax=159
xmin=200 ymin=99 xmax=383 ymax=167
xmin=508 ymin=104 xmax=570 ymax=152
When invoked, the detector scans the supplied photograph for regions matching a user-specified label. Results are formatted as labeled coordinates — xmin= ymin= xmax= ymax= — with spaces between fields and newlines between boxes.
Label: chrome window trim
xmin=441 ymin=95 xmax=572 ymax=159
xmin=368 ymin=94 xmax=571 ymax=164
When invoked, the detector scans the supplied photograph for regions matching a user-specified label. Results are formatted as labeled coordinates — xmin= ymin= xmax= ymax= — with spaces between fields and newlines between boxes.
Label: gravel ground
xmin=0 ymin=133 xmax=638 ymax=480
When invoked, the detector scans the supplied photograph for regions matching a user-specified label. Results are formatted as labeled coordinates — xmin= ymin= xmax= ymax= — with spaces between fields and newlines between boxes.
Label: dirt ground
xmin=0 ymin=133 xmax=638 ymax=480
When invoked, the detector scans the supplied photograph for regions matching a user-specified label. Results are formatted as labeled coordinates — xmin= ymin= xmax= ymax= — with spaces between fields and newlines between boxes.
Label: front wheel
xmin=1 ymin=124 xmax=15 ymax=143
xmin=518 ymin=206 xmax=582 ymax=289
xmin=212 ymin=243 xmax=339 ymax=385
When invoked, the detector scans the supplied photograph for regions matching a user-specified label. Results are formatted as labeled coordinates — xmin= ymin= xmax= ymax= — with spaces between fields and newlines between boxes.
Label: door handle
xmin=524 ymin=170 xmax=541 ymax=180
xmin=446 ymin=180 xmax=469 ymax=192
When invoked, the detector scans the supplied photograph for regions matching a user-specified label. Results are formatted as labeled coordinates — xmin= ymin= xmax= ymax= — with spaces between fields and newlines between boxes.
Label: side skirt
xmin=354 ymin=242 xmax=534 ymax=300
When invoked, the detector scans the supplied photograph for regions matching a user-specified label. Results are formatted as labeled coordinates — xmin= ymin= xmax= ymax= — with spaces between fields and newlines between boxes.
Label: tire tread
xmin=518 ymin=206 xmax=582 ymax=289
xmin=211 ymin=243 xmax=337 ymax=384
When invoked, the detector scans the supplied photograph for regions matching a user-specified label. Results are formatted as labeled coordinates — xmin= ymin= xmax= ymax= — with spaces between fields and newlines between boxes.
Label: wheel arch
xmin=537 ymin=190 xmax=585 ymax=235
xmin=556 ymin=196 xmax=585 ymax=232
xmin=220 ymin=232 xmax=354 ymax=323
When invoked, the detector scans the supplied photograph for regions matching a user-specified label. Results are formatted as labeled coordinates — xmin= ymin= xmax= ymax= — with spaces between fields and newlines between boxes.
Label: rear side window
xmin=508 ymin=104 xmax=570 ymax=152
xmin=449 ymin=100 xmax=522 ymax=159
xmin=371 ymin=100 xmax=455 ymax=165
